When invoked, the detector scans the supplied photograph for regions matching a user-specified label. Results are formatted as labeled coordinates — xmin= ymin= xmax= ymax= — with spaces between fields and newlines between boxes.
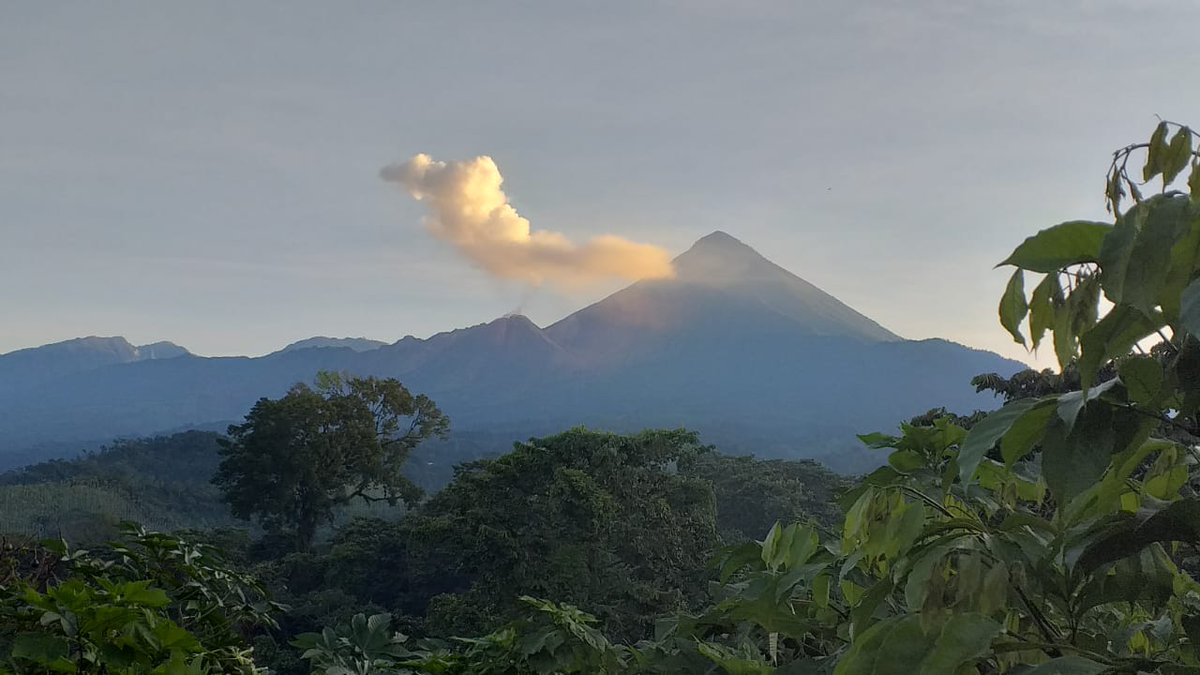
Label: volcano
xmin=0 ymin=232 xmax=1023 ymax=472
xmin=546 ymin=231 xmax=897 ymax=363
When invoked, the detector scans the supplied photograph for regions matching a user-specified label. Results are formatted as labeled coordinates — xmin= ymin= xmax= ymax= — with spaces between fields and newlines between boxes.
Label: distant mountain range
xmin=275 ymin=337 xmax=388 ymax=354
xmin=0 ymin=232 xmax=1025 ymax=472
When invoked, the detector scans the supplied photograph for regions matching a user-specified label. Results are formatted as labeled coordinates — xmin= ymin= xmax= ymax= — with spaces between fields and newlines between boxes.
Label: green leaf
xmin=849 ymin=578 xmax=894 ymax=639
xmin=1076 ymin=497 xmax=1200 ymax=573
xmin=1051 ymin=272 xmax=1101 ymax=370
xmin=858 ymin=432 xmax=900 ymax=449
xmin=1044 ymin=405 xmax=1154 ymax=509
xmin=1056 ymin=377 xmax=1120 ymax=432
xmin=1164 ymin=127 xmax=1194 ymax=185
xmin=717 ymin=541 xmax=764 ymax=583
xmin=1041 ymin=424 xmax=1109 ymax=510
xmin=1099 ymin=201 xmax=1145 ymax=303
xmin=1028 ymin=273 xmax=1062 ymax=352
xmin=1118 ymin=356 xmax=1163 ymax=405
xmin=1052 ymin=295 xmax=1078 ymax=370
xmin=812 ymin=573 xmax=831 ymax=609
xmin=977 ymin=563 xmax=1008 ymax=615
xmin=903 ymin=543 xmax=952 ymax=613
xmin=1106 ymin=167 xmax=1124 ymax=213
xmin=1144 ymin=120 xmax=1170 ymax=182
xmin=999 ymin=399 xmax=1056 ymax=465
xmin=834 ymin=614 xmax=1001 ymax=675
xmin=1185 ymin=613 xmax=1200 ymax=660
xmin=768 ymin=523 xmax=819 ymax=571
xmin=1096 ymin=439 xmax=1176 ymax=512
xmin=1078 ymin=305 xmax=1161 ymax=393
xmin=11 ymin=634 xmax=72 ymax=667
xmin=1020 ymin=655 xmax=1108 ymax=674
xmin=1160 ymin=207 xmax=1200 ymax=321
xmin=1182 ymin=278 xmax=1200 ymax=338
xmin=761 ymin=522 xmax=782 ymax=568
xmin=1120 ymin=196 xmax=1192 ymax=315
xmin=957 ymin=398 xmax=1040 ymax=484
xmin=115 ymin=581 xmax=171 ymax=608
xmin=1190 ymin=160 xmax=1200 ymax=202
xmin=696 ymin=642 xmax=774 ymax=674
xmin=999 ymin=269 xmax=1028 ymax=345
xmin=999 ymin=221 xmax=1111 ymax=273
xmin=888 ymin=449 xmax=925 ymax=473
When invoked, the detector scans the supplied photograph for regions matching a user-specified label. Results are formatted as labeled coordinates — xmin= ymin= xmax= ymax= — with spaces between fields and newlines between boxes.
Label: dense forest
xmin=4 ymin=122 xmax=1200 ymax=673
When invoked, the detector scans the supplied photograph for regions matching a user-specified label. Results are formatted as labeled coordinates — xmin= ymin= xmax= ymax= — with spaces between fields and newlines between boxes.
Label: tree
xmin=403 ymin=428 xmax=719 ymax=641
xmin=213 ymin=372 xmax=447 ymax=550
xmin=684 ymin=453 xmax=849 ymax=542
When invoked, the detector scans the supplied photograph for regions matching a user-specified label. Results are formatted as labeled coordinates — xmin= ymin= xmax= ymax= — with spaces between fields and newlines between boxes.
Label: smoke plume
xmin=380 ymin=154 xmax=675 ymax=285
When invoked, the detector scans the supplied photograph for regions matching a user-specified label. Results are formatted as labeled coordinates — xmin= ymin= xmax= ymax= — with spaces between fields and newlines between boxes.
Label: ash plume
xmin=381 ymin=154 xmax=675 ymax=285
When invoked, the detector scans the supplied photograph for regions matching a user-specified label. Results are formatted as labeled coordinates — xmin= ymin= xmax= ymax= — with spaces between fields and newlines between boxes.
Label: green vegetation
xmin=283 ymin=119 xmax=1200 ymax=672
xmin=0 ymin=525 xmax=277 ymax=674
xmin=214 ymin=373 xmax=448 ymax=551
xmin=690 ymin=453 xmax=849 ymax=541
xmin=406 ymin=428 xmax=718 ymax=641
xmin=0 ymin=432 xmax=234 ymax=541
xmin=6 ymin=122 xmax=1200 ymax=673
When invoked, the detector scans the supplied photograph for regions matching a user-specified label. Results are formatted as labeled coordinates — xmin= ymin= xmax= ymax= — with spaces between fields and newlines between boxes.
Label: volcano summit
xmin=0 ymin=232 xmax=1022 ymax=472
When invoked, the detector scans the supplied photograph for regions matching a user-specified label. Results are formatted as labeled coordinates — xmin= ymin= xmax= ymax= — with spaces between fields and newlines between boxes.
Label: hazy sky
xmin=3 ymin=2 xmax=1198 ymax=367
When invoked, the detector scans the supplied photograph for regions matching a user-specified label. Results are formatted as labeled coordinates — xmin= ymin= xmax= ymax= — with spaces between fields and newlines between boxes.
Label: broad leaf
xmin=1163 ymin=127 xmax=1193 ymax=186
xmin=1077 ymin=305 xmax=1160 ymax=393
xmin=999 ymin=221 xmax=1111 ymax=273
xmin=1043 ymin=404 xmax=1153 ymax=510
xmin=11 ymin=633 xmax=72 ymax=666
xmin=1182 ymin=278 xmax=1200 ymax=338
xmin=1118 ymin=356 xmax=1163 ymax=406
xmin=1118 ymin=195 xmax=1192 ymax=315
xmin=1144 ymin=120 xmax=1170 ymax=182
xmin=1076 ymin=498 xmax=1200 ymax=573
xmin=1056 ymin=377 xmax=1120 ymax=432
xmin=999 ymin=269 xmax=1027 ymax=345
xmin=957 ymin=398 xmax=1040 ymax=484
xmin=999 ymin=399 xmax=1056 ymax=466
xmin=1020 ymin=655 xmax=1108 ymax=674
xmin=1028 ymin=273 xmax=1062 ymax=351
xmin=834 ymin=614 xmax=1000 ymax=675
xmin=858 ymin=432 xmax=900 ymax=449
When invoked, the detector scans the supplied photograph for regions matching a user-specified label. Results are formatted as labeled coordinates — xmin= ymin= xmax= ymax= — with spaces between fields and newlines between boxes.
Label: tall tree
xmin=213 ymin=372 xmax=447 ymax=550
xmin=406 ymin=428 xmax=719 ymax=641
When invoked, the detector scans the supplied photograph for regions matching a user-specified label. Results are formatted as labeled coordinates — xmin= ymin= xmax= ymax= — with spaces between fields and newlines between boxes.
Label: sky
xmin=3 ymin=1 xmax=1199 ymax=367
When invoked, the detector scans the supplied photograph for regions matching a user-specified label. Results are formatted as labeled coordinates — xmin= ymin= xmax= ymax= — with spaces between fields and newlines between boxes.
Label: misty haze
xmin=3 ymin=4 xmax=1200 ymax=674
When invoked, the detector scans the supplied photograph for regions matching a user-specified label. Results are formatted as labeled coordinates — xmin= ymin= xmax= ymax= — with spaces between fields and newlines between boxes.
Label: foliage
xmin=288 ymin=121 xmax=1200 ymax=674
xmin=685 ymin=453 xmax=849 ymax=542
xmin=296 ymin=599 xmax=631 ymax=675
xmin=214 ymin=372 xmax=448 ymax=550
xmin=0 ymin=525 xmax=279 ymax=674
xmin=1 ymin=432 xmax=224 ymax=488
xmin=0 ymin=433 xmax=236 ymax=542
xmin=14 ymin=123 xmax=1200 ymax=674
xmin=403 ymin=428 xmax=719 ymax=642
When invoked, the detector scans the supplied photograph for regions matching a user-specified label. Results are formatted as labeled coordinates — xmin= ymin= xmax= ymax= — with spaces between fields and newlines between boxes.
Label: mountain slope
xmin=545 ymin=231 xmax=897 ymax=363
xmin=0 ymin=232 xmax=1025 ymax=472
xmin=0 ymin=336 xmax=190 ymax=394
xmin=275 ymin=337 xmax=387 ymax=354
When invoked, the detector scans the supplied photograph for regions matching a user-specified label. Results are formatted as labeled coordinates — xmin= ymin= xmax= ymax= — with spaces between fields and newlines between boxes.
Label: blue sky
xmin=3 ymin=1 xmax=1198 ymax=366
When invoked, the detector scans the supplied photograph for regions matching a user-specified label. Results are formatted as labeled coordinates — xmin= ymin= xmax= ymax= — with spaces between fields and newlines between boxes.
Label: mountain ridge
xmin=0 ymin=232 xmax=1025 ymax=472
